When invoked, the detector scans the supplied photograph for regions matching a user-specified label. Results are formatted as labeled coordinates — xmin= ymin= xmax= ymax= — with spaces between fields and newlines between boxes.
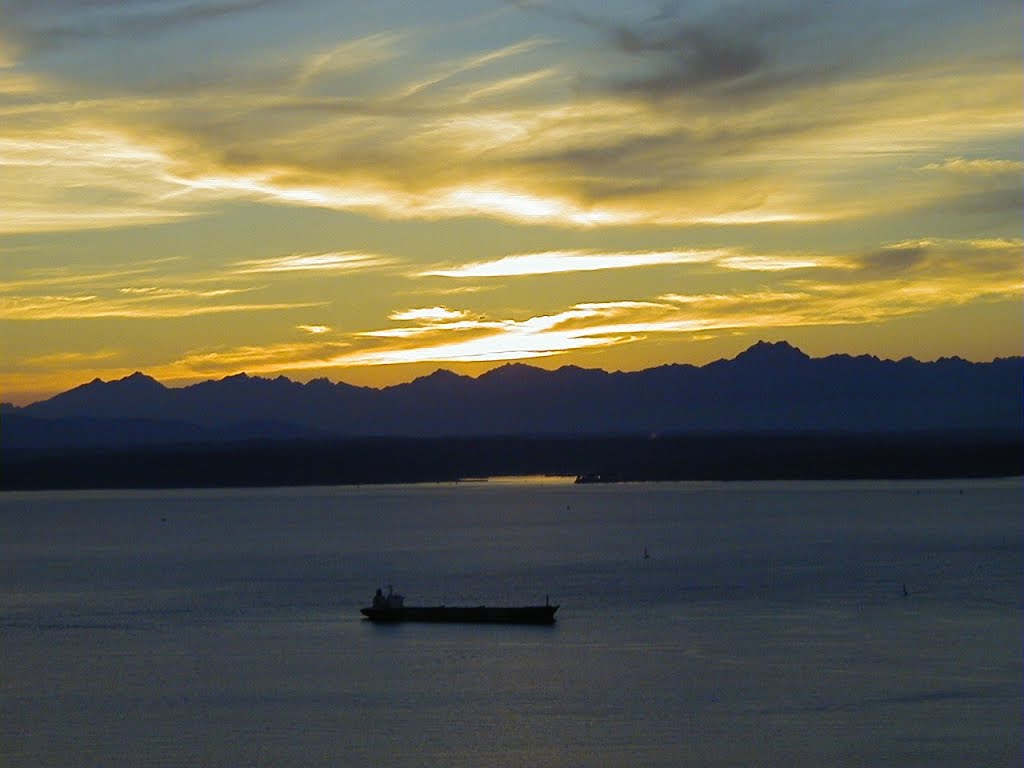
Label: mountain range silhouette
xmin=3 ymin=341 xmax=1020 ymax=488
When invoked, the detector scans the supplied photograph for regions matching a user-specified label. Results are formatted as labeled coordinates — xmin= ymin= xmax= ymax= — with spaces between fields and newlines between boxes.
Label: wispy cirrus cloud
xmin=0 ymin=247 xmax=387 ymax=322
xmin=165 ymin=338 xmax=351 ymax=378
xmin=137 ymin=60 xmax=1017 ymax=229
xmin=921 ymin=157 xmax=1024 ymax=175
xmin=0 ymin=258 xmax=184 ymax=291
xmin=0 ymin=131 xmax=194 ymax=234
xmin=1 ymin=2 xmax=1019 ymax=235
xmin=22 ymin=348 xmax=122 ymax=367
xmin=156 ymin=237 xmax=1022 ymax=377
xmin=4 ymin=63 xmax=1015 ymax=234
xmin=0 ymin=254 xmax=320 ymax=320
xmin=350 ymin=251 xmax=1020 ymax=367
xmin=162 ymin=294 xmax=785 ymax=374
xmin=419 ymin=248 xmax=833 ymax=278
xmin=0 ymin=293 xmax=322 ymax=320
xmin=232 ymin=251 xmax=393 ymax=274
xmin=717 ymin=254 xmax=828 ymax=271
xmin=297 ymin=32 xmax=406 ymax=88
xmin=389 ymin=306 xmax=469 ymax=322
xmin=25 ymin=249 xmax=1020 ymax=383
xmin=419 ymin=249 xmax=726 ymax=278
xmin=455 ymin=68 xmax=559 ymax=105
xmin=117 ymin=286 xmax=249 ymax=299
xmin=393 ymin=37 xmax=552 ymax=100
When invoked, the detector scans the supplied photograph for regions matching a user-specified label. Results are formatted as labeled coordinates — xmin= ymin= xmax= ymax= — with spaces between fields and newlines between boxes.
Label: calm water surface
xmin=1 ymin=478 xmax=1020 ymax=767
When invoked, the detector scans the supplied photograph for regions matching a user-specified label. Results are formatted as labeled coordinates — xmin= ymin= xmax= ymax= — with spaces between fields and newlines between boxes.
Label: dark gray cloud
xmin=518 ymin=1 xmax=833 ymax=98
xmin=521 ymin=0 xmax=1021 ymax=104
xmin=617 ymin=22 xmax=761 ymax=83
xmin=856 ymin=245 xmax=931 ymax=274
xmin=2 ymin=0 xmax=282 ymax=52
xmin=607 ymin=5 xmax=780 ymax=93
xmin=852 ymin=238 xmax=1021 ymax=278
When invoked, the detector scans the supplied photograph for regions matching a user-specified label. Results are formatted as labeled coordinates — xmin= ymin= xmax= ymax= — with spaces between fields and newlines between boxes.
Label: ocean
xmin=1 ymin=478 xmax=1020 ymax=767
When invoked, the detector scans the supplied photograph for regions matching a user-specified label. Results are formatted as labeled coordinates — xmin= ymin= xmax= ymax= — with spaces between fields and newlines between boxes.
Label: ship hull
xmin=360 ymin=605 xmax=558 ymax=624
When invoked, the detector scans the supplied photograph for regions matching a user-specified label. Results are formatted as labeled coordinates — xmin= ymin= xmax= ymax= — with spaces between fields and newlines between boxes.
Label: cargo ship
xmin=360 ymin=586 xmax=558 ymax=624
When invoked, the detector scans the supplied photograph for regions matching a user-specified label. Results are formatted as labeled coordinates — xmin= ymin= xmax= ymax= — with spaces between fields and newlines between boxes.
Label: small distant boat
xmin=360 ymin=586 xmax=558 ymax=624
xmin=574 ymin=471 xmax=623 ymax=484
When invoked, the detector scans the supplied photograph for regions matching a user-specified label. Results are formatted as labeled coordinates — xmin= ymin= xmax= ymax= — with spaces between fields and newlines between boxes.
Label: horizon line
xmin=5 ymin=339 xmax=1021 ymax=409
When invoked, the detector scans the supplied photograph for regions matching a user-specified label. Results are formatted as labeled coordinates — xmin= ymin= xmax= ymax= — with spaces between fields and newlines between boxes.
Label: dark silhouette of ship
xmin=360 ymin=586 xmax=558 ymax=624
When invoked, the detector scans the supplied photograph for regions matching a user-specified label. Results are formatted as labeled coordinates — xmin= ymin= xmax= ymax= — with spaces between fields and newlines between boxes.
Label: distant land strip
xmin=2 ymin=432 xmax=1019 ymax=491
xmin=4 ymin=341 xmax=1020 ymax=489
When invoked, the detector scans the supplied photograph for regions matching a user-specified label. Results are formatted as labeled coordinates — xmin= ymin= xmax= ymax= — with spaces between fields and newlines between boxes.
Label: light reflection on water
xmin=1 ymin=478 xmax=1020 ymax=767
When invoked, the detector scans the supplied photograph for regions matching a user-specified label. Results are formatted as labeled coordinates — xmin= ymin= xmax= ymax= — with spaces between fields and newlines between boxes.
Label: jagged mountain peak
xmin=398 ymin=369 xmax=474 ymax=392
xmin=121 ymin=371 xmax=157 ymax=382
xmin=478 ymin=362 xmax=548 ymax=381
xmin=416 ymin=368 xmax=468 ymax=383
xmin=732 ymin=340 xmax=811 ymax=364
xmin=72 ymin=370 xmax=165 ymax=394
xmin=68 ymin=371 xmax=161 ymax=389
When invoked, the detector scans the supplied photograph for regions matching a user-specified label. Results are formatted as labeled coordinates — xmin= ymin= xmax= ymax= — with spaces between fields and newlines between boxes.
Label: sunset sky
xmin=1 ymin=0 xmax=1021 ymax=405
